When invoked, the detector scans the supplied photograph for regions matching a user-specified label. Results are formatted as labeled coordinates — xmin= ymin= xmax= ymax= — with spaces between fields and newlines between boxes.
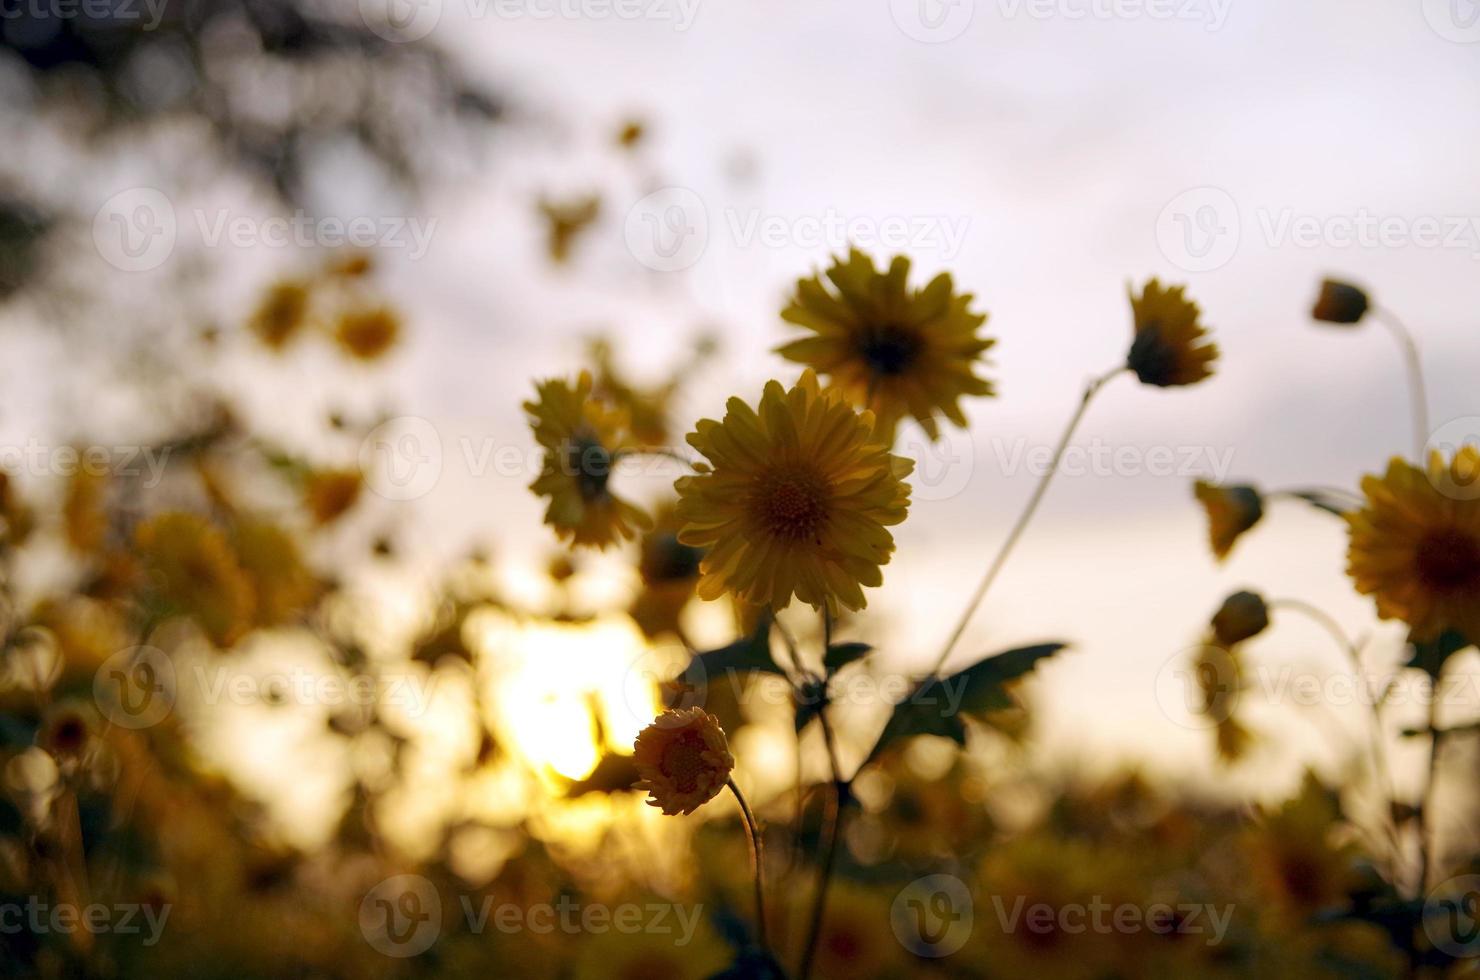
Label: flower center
xmin=855 ymin=322 xmax=922 ymax=376
xmin=562 ymin=430 xmax=611 ymax=502
xmin=1414 ymin=527 xmax=1480 ymax=592
xmin=659 ymin=731 xmax=708 ymax=793
xmin=752 ymin=466 xmax=830 ymax=541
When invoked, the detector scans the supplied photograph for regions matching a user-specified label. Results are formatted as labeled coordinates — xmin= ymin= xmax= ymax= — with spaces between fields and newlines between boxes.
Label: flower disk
xmin=1347 ymin=449 xmax=1480 ymax=643
xmin=777 ymin=249 xmax=993 ymax=443
xmin=526 ymin=372 xmax=650 ymax=549
xmin=676 ymin=370 xmax=913 ymax=612
xmin=1126 ymin=279 xmax=1218 ymax=387
xmin=632 ymin=708 xmax=735 ymax=816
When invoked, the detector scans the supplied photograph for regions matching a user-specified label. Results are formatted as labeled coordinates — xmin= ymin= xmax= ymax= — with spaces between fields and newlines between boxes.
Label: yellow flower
xmin=1346 ymin=449 xmax=1480 ymax=642
xmin=1126 ymin=279 xmax=1218 ymax=387
xmin=0 ymin=470 xmax=34 ymax=546
xmin=136 ymin=512 xmax=254 ymax=647
xmin=632 ymin=707 xmax=734 ymax=816
xmin=232 ymin=521 xmax=319 ymax=625
xmin=303 ymin=469 xmax=362 ymax=526
xmin=249 ymin=280 xmax=312 ymax=351
xmin=777 ymin=249 xmax=993 ymax=443
xmin=63 ymin=466 xmax=109 ymax=554
xmin=537 ymin=193 xmax=601 ymax=264
xmin=676 ymin=370 xmax=912 ymax=612
xmin=526 ymin=372 xmax=650 ymax=549
xmin=1193 ymin=480 xmax=1263 ymax=560
xmin=333 ymin=307 xmax=400 ymax=362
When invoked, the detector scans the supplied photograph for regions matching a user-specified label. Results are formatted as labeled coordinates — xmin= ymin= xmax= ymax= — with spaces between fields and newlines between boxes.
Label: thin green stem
xmin=728 ymin=778 xmax=770 ymax=954
xmin=927 ymin=366 xmax=1126 ymax=677
xmin=1373 ymin=308 xmax=1430 ymax=461
xmin=1267 ymin=486 xmax=1365 ymax=511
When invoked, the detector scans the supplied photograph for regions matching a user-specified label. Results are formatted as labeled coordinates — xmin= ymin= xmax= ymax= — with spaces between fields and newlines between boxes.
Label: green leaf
xmin=679 ymin=614 xmax=783 ymax=690
xmin=823 ymin=642 xmax=871 ymax=675
xmin=862 ymin=642 xmax=1067 ymax=768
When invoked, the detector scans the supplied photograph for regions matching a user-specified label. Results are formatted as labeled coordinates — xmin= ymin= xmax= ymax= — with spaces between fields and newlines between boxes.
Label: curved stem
xmin=1269 ymin=598 xmax=1402 ymax=880
xmin=927 ymin=366 xmax=1126 ymax=676
xmin=728 ymin=778 xmax=769 ymax=954
xmin=1417 ymin=690 xmax=1441 ymax=898
xmin=1267 ymin=486 xmax=1365 ymax=511
xmin=1373 ymin=308 xmax=1429 ymax=460
xmin=800 ymin=609 xmax=846 ymax=980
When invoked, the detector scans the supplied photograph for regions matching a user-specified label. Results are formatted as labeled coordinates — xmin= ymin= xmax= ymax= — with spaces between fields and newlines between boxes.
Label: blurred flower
xmin=63 ymin=466 xmax=109 ymax=554
xmin=249 ymin=280 xmax=312 ymax=351
xmin=37 ymin=700 xmax=95 ymax=758
xmin=1194 ymin=641 xmax=1254 ymax=764
xmin=632 ymin=708 xmax=734 ymax=816
xmin=526 ymin=372 xmax=650 ymax=548
xmin=777 ymin=249 xmax=994 ymax=443
xmin=629 ymin=503 xmax=704 ymax=639
xmin=325 ymin=252 xmax=373 ymax=279
xmin=1246 ymin=773 xmax=1356 ymax=912
xmin=1211 ymin=590 xmax=1269 ymax=647
xmin=303 ymin=469 xmax=362 ymax=526
xmin=1347 ymin=449 xmax=1480 ymax=642
xmin=1311 ymin=278 xmax=1370 ymax=325
xmin=538 ymin=193 xmax=601 ymax=264
xmin=136 ymin=512 xmax=253 ymax=647
xmin=807 ymin=883 xmax=905 ymax=979
xmin=232 ymin=520 xmax=318 ymax=625
xmin=615 ymin=118 xmax=646 ymax=149
xmin=572 ymin=914 xmax=728 ymax=980
xmin=676 ymin=370 xmax=912 ymax=612
xmin=1193 ymin=480 xmax=1263 ymax=561
xmin=333 ymin=307 xmax=400 ymax=362
xmin=587 ymin=337 xmax=676 ymax=447
xmin=1126 ymin=280 xmax=1218 ymax=387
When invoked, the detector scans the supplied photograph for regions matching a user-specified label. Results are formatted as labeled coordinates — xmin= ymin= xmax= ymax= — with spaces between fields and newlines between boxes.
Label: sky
xmin=7 ymin=0 xmax=1480 ymax=822
xmin=325 ymin=0 xmax=1480 ymax=792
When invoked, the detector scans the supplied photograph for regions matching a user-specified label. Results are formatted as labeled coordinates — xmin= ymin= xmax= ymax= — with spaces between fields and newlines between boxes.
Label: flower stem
xmin=727 ymin=778 xmax=769 ymax=954
xmin=1373 ymin=308 xmax=1429 ymax=460
xmin=927 ymin=365 xmax=1125 ymax=676
xmin=1417 ymin=688 xmax=1442 ymax=898
xmin=1269 ymin=598 xmax=1401 ymax=879
xmin=799 ymin=608 xmax=846 ymax=980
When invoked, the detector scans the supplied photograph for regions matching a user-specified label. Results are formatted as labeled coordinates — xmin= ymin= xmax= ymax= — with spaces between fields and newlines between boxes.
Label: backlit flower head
xmin=1126 ymin=279 xmax=1218 ymax=387
xmin=675 ymin=370 xmax=912 ymax=612
xmin=526 ymin=372 xmax=650 ymax=549
xmin=777 ymin=249 xmax=994 ymax=444
xmin=1347 ymin=449 xmax=1480 ymax=642
xmin=1193 ymin=481 xmax=1264 ymax=561
xmin=633 ymin=708 xmax=734 ymax=816
xmin=136 ymin=512 xmax=254 ymax=647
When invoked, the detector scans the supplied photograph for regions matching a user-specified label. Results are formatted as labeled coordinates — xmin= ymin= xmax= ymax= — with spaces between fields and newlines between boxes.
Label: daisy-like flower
xmin=333 ymin=307 xmax=400 ymax=362
xmin=675 ymin=370 xmax=913 ymax=612
xmin=1193 ymin=481 xmax=1264 ymax=561
xmin=776 ymin=249 xmax=994 ymax=443
xmin=136 ymin=512 xmax=254 ymax=647
xmin=632 ymin=708 xmax=735 ymax=816
xmin=1126 ymin=279 xmax=1218 ymax=387
xmin=1347 ymin=449 xmax=1480 ymax=642
xmin=526 ymin=372 xmax=650 ymax=549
